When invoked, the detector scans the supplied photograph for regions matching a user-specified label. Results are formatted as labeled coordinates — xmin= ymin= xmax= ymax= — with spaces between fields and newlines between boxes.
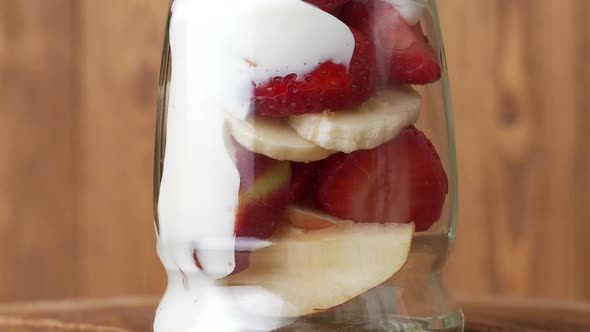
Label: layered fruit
xmin=158 ymin=0 xmax=447 ymax=322
xmin=222 ymin=0 xmax=447 ymax=317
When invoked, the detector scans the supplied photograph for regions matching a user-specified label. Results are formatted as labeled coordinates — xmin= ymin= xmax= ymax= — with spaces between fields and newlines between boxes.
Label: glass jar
xmin=153 ymin=0 xmax=462 ymax=331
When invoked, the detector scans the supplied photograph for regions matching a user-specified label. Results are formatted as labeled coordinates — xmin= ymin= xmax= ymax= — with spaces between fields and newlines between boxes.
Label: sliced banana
xmin=225 ymin=113 xmax=335 ymax=162
xmin=288 ymin=86 xmax=422 ymax=153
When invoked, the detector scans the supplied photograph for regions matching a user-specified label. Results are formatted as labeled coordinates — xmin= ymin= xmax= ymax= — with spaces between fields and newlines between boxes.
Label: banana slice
xmin=225 ymin=114 xmax=335 ymax=162
xmin=288 ymin=86 xmax=422 ymax=153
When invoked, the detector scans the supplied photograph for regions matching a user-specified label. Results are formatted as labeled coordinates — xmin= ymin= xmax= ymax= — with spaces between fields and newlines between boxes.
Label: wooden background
xmin=1 ymin=0 xmax=589 ymax=303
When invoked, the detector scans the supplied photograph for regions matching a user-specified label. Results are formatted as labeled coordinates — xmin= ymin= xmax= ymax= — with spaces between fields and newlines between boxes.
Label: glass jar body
xmin=154 ymin=1 xmax=462 ymax=331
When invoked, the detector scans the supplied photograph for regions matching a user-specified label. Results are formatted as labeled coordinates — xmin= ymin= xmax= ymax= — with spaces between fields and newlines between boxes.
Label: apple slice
xmin=284 ymin=205 xmax=343 ymax=230
xmin=228 ymin=143 xmax=292 ymax=274
xmin=234 ymin=143 xmax=292 ymax=239
xmin=223 ymin=222 xmax=414 ymax=317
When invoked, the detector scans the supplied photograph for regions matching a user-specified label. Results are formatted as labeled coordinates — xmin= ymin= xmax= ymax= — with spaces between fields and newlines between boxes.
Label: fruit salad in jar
xmin=154 ymin=0 xmax=459 ymax=331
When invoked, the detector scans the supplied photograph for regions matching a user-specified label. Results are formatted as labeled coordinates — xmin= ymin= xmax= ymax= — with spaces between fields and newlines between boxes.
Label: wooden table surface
xmin=2 ymin=0 xmax=590 ymax=304
xmin=0 ymin=297 xmax=588 ymax=332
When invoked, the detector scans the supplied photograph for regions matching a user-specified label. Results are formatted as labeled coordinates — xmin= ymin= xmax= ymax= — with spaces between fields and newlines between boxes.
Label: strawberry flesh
xmin=315 ymin=126 xmax=448 ymax=232
xmin=290 ymin=162 xmax=319 ymax=203
xmin=304 ymin=0 xmax=351 ymax=13
xmin=254 ymin=28 xmax=376 ymax=117
xmin=348 ymin=27 xmax=377 ymax=106
xmin=340 ymin=0 xmax=441 ymax=85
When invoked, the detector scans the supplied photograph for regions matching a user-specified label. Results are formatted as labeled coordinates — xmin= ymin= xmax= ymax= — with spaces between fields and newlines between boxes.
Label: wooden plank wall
xmin=0 ymin=0 xmax=589 ymax=302
xmin=440 ymin=0 xmax=590 ymax=300
xmin=0 ymin=0 xmax=83 ymax=301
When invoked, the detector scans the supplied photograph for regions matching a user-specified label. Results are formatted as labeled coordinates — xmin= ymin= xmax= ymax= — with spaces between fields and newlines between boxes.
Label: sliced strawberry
xmin=339 ymin=0 xmax=371 ymax=32
xmin=234 ymin=143 xmax=292 ymax=239
xmin=348 ymin=27 xmax=377 ymax=106
xmin=254 ymin=62 xmax=348 ymax=117
xmin=254 ymin=28 xmax=376 ymax=117
xmin=340 ymin=0 xmax=441 ymax=85
xmin=290 ymin=162 xmax=319 ymax=203
xmin=304 ymin=0 xmax=351 ymax=13
xmin=315 ymin=126 xmax=448 ymax=232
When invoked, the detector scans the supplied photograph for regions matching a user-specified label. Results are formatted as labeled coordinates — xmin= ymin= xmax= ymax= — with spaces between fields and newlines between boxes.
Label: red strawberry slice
xmin=348 ymin=27 xmax=377 ymax=106
xmin=315 ymin=126 xmax=448 ymax=232
xmin=304 ymin=0 xmax=351 ymax=13
xmin=340 ymin=0 xmax=441 ymax=85
xmin=339 ymin=0 xmax=371 ymax=32
xmin=234 ymin=143 xmax=292 ymax=239
xmin=254 ymin=28 xmax=376 ymax=117
xmin=290 ymin=162 xmax=319 ymax=203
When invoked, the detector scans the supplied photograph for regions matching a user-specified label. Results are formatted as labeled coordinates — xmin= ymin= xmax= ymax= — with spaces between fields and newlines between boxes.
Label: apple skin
xmin=213 ymin=143 xmax=291 ymax=275
xmin=234 ymin=143 xmax=292 ymax=239
xmin=284 ymin=205 xmax=342 ymax=230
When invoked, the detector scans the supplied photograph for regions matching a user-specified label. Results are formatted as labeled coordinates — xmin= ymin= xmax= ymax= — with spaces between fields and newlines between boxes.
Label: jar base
xmin=277 ymin=311 xmax=464 ymax=332
xmin=274 ymin=266 xmax=464 ymax=332
xmin=155 ymin=234 xmax=464 ymax=332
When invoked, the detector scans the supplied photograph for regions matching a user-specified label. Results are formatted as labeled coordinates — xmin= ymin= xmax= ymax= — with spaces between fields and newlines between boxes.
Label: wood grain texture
xmin=79 ymin=0 xmax=168 ymax=297
xmin=0 ymin=297 xmax=589 ymax=332
xmin=0 ymin=0 xmax=589 ymax=302
xmin=439 ymin=0 xmax=590 ymax=301
xmin=0 ymin=0 xmax=82 ymax=301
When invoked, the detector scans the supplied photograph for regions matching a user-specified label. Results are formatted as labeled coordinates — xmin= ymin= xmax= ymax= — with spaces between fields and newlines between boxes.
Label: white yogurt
xmin=158 ymin=0 xmax=354 ymax=277
xmin=154 ymin=271 xmax=293 ymax=332
xmin=156 ymin=0 xmax=354 ymax=330
xmin=386 ymin=0 xmax=427 ymax=26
